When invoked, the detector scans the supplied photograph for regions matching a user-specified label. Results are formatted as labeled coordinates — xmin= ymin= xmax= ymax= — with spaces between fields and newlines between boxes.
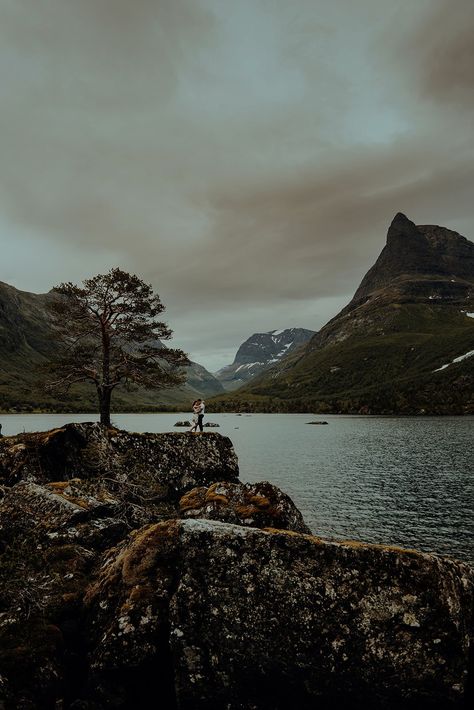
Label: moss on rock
xmin=178 ymin=480 xmax=311 ymax=534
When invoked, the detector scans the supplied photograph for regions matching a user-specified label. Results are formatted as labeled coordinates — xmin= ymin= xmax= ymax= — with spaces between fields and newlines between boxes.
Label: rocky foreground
xmin=0 ymin=424 xmax=473 ymax=709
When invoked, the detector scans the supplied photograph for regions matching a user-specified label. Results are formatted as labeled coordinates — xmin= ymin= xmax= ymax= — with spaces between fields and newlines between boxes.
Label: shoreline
xmin=1 ymin=409 xmax=474 ymax=418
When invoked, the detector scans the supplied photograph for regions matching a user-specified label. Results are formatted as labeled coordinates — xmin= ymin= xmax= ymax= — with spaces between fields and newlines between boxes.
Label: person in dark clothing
xmin=196 ymin=399 xmax=205 ymax=432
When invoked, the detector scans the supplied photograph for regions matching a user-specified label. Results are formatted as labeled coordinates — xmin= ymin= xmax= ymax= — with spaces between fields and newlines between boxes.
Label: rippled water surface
xmin=2 ymin=412 xmax=473 ymax=564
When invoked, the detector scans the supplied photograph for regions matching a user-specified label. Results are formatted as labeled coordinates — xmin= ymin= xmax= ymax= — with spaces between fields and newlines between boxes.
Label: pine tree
xmin=46 ymin=268 xmax=189 ymax=425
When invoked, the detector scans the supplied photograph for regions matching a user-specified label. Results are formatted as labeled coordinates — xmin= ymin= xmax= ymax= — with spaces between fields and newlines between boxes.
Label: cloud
xmin=396 ymin=0 xmax=474 ymax=108
xmin=157 ymin=136 xmax=474 ymax=305
xmin=0 ymin=0 xmax=473 ymax=370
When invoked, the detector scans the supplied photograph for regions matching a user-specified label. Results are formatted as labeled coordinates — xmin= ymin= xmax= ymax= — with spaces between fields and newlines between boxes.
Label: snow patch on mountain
xmin=434 ymin=350 xmax=474 ymax=372
xmin=215 ymin=328 xmax=315 ymax=391
xmin=235 ymin=362 xmax=263 ymax=372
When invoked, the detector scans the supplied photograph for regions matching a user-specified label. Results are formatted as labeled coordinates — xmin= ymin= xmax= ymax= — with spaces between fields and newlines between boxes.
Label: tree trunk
xmin=100 ymin=320 xmax=112 ymax=426
xmin=98 ymin=387 xmax=112 ymax=427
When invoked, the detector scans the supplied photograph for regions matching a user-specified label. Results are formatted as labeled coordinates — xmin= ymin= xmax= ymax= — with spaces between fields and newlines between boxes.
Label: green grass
xmin=210 ymin=304 xmax=474 ymax=414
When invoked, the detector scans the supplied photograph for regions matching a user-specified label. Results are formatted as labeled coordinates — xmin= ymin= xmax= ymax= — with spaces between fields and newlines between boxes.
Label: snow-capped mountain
xmin=215 ymin=328 xmax=315 ymax=391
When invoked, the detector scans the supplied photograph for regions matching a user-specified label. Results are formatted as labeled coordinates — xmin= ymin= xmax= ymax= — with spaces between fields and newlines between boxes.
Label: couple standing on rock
xmin=190 ymin=399 xmax=205 ymax=434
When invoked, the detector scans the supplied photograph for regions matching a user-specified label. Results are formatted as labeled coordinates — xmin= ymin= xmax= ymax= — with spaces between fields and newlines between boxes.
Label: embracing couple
xmin=190 ymin=398 xmax=205 ymax=434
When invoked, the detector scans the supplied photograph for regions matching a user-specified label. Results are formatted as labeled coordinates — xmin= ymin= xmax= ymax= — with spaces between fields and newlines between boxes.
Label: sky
xmin=1 ymin=0 xmax=473 ymax=372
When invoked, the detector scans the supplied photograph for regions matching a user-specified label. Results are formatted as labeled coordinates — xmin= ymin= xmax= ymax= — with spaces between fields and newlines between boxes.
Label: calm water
xmin=1 ymin=413 xmax=473 ymax=564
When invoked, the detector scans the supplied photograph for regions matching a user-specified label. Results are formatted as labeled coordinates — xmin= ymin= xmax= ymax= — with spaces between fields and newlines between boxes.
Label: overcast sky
xmin=1 ymin=0 xmax=473 ymax=371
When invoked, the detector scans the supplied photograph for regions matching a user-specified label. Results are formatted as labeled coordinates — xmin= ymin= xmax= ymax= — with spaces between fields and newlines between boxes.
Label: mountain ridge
xmin=215 ymin=327 xmax=315 ymax=391
xmin=211 ymin=213 xmax=474 ymax=414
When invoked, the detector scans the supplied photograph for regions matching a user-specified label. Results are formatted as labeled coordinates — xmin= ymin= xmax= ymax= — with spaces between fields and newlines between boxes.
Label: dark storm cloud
xmin=397 ymin=0 xmax=474 ymax=108
xmin=1 ymin=0 xmax=473 ymax=371
xmin=160 ymin=138 xmax=474 ymax=305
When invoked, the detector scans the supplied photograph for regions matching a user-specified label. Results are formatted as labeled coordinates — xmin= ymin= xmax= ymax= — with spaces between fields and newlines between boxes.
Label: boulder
xmin=0 ymin=480 xmax=128 ymax=709
xmin=0 ymin=423 xmax=239 ymax=499
xmin=0 ymin=479 xmax=127 ymax=550
xmin=179 ymin=480 xmax=311 ymax=534
xmin=174 ymin=421 xmax=220 ymax=428
xmin=83 ymin=519 xmax=474 ymax=709
xmin=83 ymin=521 xmax=180 ymax=708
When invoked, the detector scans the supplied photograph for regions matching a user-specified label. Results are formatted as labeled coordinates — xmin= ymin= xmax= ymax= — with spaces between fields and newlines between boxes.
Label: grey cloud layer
xmin=0 ymin=0 xmax=473 ymax=370
xmin=397 ymin=0 xmax=474 ymax=108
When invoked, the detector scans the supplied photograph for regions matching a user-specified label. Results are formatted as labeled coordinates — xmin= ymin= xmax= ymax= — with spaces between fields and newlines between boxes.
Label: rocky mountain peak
xmin=233 ymin=327 xmax=313 ymax=365
xmin=387 ymin=210 xmax=415 ymax=235
xmin=215 ymin=327 xmax=315 ymax=391
xmin=352 ymin=213 xmax=474 ymax=304
xmin=212 ymin=213 xmax=474 ymax=414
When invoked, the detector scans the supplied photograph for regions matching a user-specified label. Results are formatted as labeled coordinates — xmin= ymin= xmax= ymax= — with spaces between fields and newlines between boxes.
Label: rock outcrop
xmin=0 ymin=424 xmax=473 ymax=709
xmin=352 ymin=213 xmax=474 ymax=304
xmin=85 ymin=520 xmax=474 ymax=709
xmin=179 ymin=480 xmax=311 ymax=533
xmin=0 ymin=422 xmax=239 ymax=495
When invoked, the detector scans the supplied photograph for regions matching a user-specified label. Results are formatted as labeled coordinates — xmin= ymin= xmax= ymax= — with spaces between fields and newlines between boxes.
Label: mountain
xmin=215 ymin=328 xmax=315 ymax=391
xmin=185 ymin=361 xmax=225 ymax=398
xmin=0 ymin=281 xmax=223 ymax=412
xmin=211 ymin=213 xmax=474 ymax=414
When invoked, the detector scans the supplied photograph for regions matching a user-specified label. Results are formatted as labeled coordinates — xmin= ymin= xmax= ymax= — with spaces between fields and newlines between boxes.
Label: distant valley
xmin=0 ymin=284 xmax=313 ymax=413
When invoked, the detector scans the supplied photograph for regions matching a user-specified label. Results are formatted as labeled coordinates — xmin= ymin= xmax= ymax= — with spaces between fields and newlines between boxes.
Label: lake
xmin=1 ymin=412 xmax=473 ymax=564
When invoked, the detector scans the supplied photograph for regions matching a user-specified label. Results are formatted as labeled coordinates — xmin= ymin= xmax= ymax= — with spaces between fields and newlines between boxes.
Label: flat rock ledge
xmin=0 ymin=424 xmax=473 ymax=709
xmin=0 ymin=422 xmax=239 ymax=497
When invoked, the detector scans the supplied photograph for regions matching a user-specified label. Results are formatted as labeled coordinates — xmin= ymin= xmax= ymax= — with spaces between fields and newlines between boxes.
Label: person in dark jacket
xmin=196 ymin=399 xmax=205 ymax=432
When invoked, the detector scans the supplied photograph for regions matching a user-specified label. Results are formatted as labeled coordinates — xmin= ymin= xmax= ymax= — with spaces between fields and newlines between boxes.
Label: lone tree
xmin=46 ymin=268 xmax=189 ymax=425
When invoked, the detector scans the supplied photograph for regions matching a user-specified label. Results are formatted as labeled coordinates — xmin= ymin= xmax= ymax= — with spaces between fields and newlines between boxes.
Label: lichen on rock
xmin=81 ymin=519 xmax=474 ymax=709
xmin=171 ymin=521 xmax=474 ymax=709
xmin=0 ymin=423 xmax=239 ymax=498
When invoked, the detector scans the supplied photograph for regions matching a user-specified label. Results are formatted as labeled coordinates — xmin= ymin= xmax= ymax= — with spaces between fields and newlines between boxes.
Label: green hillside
xmin=211 ymin=214 xmax=474 ymax=414
xmin=0 ymin=281 xmax=222 ymax=413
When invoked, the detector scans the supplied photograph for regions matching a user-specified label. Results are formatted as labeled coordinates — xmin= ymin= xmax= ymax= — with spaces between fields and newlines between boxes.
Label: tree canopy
xmin=46 ymin=268 xmax=189 ymax=424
